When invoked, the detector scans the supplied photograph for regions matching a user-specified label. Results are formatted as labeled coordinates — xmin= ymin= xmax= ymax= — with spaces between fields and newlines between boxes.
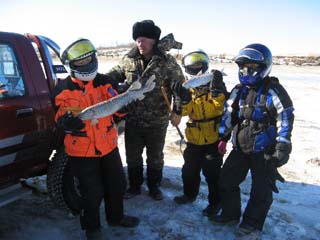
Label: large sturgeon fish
xmin=182 ymin=73 xmax=214 ymax=89
xmin=77 ymin=75 xmax=156 ymax=121
xmin=182 ymin=70 xmax=227 ymax=89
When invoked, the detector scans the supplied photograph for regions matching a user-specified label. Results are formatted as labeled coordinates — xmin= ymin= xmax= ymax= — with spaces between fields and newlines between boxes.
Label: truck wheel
xmin=47 ymin=148 xmax=82 ymax=215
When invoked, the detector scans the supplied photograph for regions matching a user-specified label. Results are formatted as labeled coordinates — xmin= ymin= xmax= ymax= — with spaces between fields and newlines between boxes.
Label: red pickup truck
xmin=0 ymin=31 xmax=81 ymax=213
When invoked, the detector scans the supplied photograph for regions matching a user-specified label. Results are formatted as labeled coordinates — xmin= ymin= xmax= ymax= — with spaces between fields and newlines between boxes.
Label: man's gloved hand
xmin=265 ymin=158 xmax=285 ymax=193
xmin=172 ymin=81 xmax=191 ymax=104
xmin=217 ymin=140 xmax=227 ymax=155
xmin=272 ymin=142 xmax=292 ymax=167
xmin=210 ymin=69 xmax=228 ymax=97
xmin=58 ymin=111 xmax=86 ymax=136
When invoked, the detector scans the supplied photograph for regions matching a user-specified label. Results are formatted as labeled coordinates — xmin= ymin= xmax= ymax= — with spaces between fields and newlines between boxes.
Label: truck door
xmin=0 ymin=34 xmax=48 ymax=186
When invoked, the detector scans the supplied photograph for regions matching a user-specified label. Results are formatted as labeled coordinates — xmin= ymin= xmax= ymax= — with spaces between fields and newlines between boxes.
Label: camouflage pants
xmin=124 ymin=124 xmax=167 ymax=188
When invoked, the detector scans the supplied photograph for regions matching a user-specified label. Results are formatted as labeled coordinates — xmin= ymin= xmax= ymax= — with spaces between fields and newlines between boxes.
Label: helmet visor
xmin=235 ymin=48 xmax=264 ymax=65
xmin=185 ymin=62 xmax=204 ymax=75
xmin=67 ymin=40 xmax=96 ymax=62
xmin=239 ymin=63 xmax=261 ymax=77
xmin=182 ymin=51 xmax=209 ymax=67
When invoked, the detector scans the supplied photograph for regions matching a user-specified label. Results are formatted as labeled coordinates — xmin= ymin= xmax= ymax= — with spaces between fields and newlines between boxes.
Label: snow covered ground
xmin=0 ymin=63 xmax=319 ymax=240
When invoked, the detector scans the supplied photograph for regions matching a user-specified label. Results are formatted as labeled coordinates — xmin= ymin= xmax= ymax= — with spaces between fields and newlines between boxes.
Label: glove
xmin=58 ymin=112 xmax=85 ymax=136
xmin=210 ymin=70 xmax=227 ymax=97
xmin=172 ymin=81 xmax=191 ymax=104
xmin=272 ymin=142 xmax=292 ymax=167
xmin=170 ymin=112 xmax=182 ymax=127
xmin=217 ymin=140 xmax=227 ymax=155
xmin=117 ymin=81 xmax=130 ymax=93
xmin=265 ymin=158 xmax=285 ymax=193
xmin=113 ymin=114 xmax=124 ymax=124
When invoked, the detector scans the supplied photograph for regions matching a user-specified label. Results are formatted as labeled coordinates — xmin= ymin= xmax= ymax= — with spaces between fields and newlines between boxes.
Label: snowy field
xmin=0 ymin=62 xmax=319 ymax=240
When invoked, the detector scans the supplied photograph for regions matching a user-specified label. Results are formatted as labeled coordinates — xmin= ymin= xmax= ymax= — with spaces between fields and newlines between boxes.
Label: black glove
xmin=58 ymin=112 xmax=86 ymax=136
xmin=210 ymin=69 xmax=227 ymax=97
xmin=117 ymin=82 xmax=130 ymax=94
xmin=272 ymin=142 xmax=292 ymax=167
xmin=265 ymin=158 xmax=285 ymax=193
xmin=172 ymin=81 xmax=191 ymax=104
xmin=113 ymin=114 xmax=125 ymax=124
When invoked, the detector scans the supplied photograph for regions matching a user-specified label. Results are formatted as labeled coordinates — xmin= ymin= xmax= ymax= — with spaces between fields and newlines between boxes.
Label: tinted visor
xmin=67 ymin=40 xmax=96 ymax=61
xmin=183 ymin=52 xmax=208 ymax=67
xmin=70 ymin=54 xmax=98 ymax=74
xmin=239 ymin=66 xmax=261 ymax=77
xmin=235 ymin=48 xmax=264 ymax=65
xmin=185 ymin=62 xmax=204 ymax=75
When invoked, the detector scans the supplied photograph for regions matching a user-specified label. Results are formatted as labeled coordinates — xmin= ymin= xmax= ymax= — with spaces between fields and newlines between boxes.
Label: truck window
xmin=30 ymin=41 xmax=68 ymax=90
xmin=0 ymin=44 xmax=25 ymax=99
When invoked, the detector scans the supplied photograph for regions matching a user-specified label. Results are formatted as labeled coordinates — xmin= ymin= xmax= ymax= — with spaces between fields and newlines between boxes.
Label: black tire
xmin=47 ymin=148 xmax=82 ymax=215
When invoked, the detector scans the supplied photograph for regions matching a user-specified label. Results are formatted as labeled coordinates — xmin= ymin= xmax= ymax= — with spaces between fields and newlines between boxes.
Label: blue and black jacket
xmin=219 ymin=76 xmax=294 ymax=154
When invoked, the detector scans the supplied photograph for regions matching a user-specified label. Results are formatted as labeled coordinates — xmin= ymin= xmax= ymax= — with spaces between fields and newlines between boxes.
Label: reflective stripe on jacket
xmin=52 ymin=74 xmax=119 ymax=157
xmin=182 ymin=89 xmax=225 ymax=145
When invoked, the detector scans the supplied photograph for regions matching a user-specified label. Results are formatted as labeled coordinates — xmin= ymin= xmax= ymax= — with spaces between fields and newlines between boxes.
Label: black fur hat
xmin=132 ymin=20 xmax=161 ymax=41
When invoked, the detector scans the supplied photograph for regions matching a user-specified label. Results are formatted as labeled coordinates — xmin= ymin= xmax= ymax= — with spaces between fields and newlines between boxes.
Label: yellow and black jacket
xmin=181 ymin=88 xmax=225 ymax=145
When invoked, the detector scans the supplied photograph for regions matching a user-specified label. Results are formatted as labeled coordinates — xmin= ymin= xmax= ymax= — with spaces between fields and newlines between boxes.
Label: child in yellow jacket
xmin=172 ymin=50 xmax=227 ymax=217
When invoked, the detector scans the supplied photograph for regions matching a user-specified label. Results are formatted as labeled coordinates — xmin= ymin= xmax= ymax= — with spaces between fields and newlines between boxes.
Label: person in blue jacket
xmin=210 ymin=43 xmax=294 ymax=239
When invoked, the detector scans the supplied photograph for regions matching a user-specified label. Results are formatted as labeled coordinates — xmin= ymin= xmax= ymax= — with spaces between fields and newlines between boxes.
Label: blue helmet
xmin=235 ymin=43 xmax=272 ymax=86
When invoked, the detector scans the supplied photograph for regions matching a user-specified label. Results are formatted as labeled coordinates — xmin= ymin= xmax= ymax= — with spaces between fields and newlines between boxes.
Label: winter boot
xmin=202 ymin=204 xmax=221 ymax=217
xmin=149 ymin=186 xmax=163 ymax=200
xmin=123 ymin=186 xmax=141 ymax=199
xmin=108 ymin=215 xmax=140 ymax=228
xmin=209 ymin=213 xmax=240 ymax=225
xmin=85 ymin=229 xmax=104 ymax=240
xmin=124 ymin=166 xmax=143 ymax=199
xmin=174 ymin=194 xmax=196 ymax=204
xmin=235 ymin=222 xmax=261 ymax=240
xmin=147 ymin=168 xmax=163 ymax=200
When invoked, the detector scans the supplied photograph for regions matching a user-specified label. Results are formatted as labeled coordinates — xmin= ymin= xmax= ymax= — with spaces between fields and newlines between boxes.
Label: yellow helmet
xmin=61 ymin=39 xmax=98 ymax=81
xmin=61 ymin=39 xmax=96 ymax=64
xmin=182 ymin=50 xmax=209 ymax=75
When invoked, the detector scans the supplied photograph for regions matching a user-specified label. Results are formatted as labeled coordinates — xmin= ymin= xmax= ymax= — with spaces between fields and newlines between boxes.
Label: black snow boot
xmin=85 ymin=229 xmax=104 ymax=240
xmin=174 ymin=194 xmax=196 ymax=204
xmin=147 ymin=168 xmax=163 ymax=200
xmin=124 ymin=166 xmax=143 ymax=199
xmin=202 ymin=204 xmax=222 ymax=217
xmin=123 ymin=186 xmax=141 ymax=199
xmin=108 ymin=215 xmax=140 ymax=228
xmin=235 ymin=222 xmax=261 ymax=239
xmin=210 ymin=213 xmax=240 ymax=225
xmin=149 ymin=186 xmax=163 ymax=200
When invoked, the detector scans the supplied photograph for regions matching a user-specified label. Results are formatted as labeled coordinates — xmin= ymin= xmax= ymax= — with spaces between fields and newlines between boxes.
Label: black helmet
xmin=235 ymin=43 xmax=272 ymax=85
xmin=61 ymin=39 xmax=98 ymax=81
xmin=182 ymin=50 xmax=209 ymax=75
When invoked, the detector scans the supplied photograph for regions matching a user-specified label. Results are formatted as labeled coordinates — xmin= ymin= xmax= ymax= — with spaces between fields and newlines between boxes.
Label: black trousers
xmin=219 ymin=149 xmax=273 ymax=230
xmin=124 ymin=123 xmax=167 ymax=189
xmin=182 ymin=142 xmax=222 ymax=206
xmin=69 ymin=147 xmax=126 ymax=230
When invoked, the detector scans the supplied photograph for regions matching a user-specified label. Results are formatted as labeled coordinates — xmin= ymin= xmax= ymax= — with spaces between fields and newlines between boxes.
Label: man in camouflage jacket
xmin=106 ymin=20 xmax=185 ymax=200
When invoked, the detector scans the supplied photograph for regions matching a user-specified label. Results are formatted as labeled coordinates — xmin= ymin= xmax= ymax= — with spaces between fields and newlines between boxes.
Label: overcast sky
xmin=1 ymin=0 xmax=319 ymax=56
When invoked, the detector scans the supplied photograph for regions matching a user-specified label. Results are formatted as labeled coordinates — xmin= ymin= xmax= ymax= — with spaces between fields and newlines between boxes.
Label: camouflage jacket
xmin=106 ymin=46 xmax=184 ymax=128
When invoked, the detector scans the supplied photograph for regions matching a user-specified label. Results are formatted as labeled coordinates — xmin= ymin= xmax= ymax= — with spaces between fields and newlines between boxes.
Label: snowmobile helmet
xmin=235 ymin=43 xmax=272 ymax=86
xmin=182 ymin=50 xmax=209 ymax=76
xmin=61 ymin=39 xmax=98 ymax=81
